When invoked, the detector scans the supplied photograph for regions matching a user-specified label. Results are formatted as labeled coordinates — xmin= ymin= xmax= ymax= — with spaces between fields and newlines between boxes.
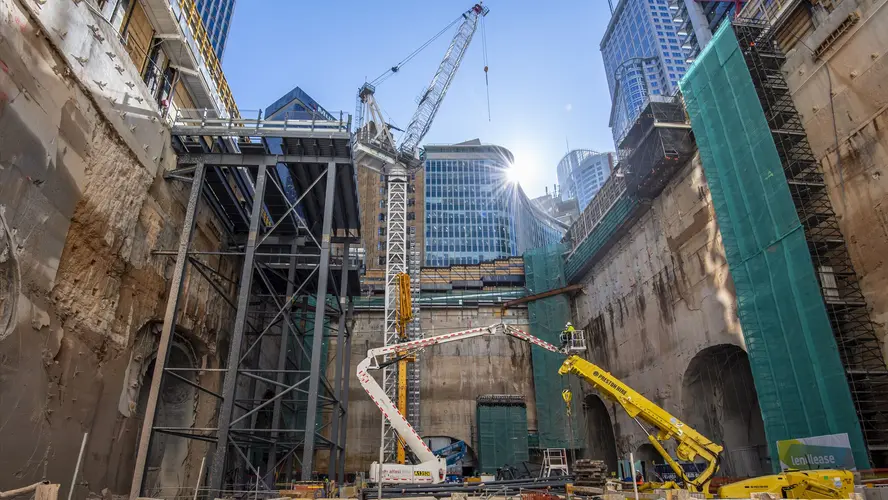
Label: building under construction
xmin=6 ymin=0 xmax=888 ymax=498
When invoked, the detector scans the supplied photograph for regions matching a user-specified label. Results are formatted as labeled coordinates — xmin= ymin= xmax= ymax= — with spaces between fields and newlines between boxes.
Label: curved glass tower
xmin=423 ymin=140 xmax=566 ymax=267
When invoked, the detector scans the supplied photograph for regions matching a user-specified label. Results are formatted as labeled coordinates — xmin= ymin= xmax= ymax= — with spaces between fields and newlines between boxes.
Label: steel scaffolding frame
xmin=129 ymin=115 xmax=361 ymax=499
xmin=734 ymin=19 xmax=888 ymax=465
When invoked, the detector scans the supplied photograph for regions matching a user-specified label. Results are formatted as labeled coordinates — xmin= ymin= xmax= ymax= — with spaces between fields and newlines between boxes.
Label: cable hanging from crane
xmin=481 ymin=15 xmax=491 ymax=121
xmin=370 ymin=14 xmax=465 ymax=88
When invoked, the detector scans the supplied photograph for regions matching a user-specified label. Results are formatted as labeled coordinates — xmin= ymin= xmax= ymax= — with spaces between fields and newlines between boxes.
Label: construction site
xmin=2 ymin=1 xmax=888 ymax=500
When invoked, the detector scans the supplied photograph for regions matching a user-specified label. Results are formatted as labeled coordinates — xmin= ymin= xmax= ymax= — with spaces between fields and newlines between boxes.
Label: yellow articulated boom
xmin=558 ymin=355 xmax=855 ymax=499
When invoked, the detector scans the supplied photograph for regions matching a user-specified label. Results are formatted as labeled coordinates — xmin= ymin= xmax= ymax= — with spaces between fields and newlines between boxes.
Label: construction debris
xmin=573 ymin=459 xmax=608 ymax=488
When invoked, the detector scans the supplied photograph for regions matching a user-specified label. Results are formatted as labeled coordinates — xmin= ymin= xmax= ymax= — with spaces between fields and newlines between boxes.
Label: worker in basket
xmin=560 ymin=322 xmax=576 ymax=348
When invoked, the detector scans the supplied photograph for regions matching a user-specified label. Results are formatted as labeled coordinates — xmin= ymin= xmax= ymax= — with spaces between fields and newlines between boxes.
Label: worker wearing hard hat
xmin=560 ymin=322 xmax=576 ymax=348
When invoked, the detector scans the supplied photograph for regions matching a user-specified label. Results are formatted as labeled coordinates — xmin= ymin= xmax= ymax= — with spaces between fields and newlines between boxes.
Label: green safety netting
xmin=564 ymin=196 xmax=644 ymax=282
xmin=476 ymin=399 xmax=530 ymax=473
xmin=680 ymin=22 xmax=869 ymax=469
xmin=524 ymin=244 xmax=584 ymax=450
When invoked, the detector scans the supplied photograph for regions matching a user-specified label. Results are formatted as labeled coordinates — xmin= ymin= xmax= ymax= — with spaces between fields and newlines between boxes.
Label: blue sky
xmin=222 ymin=0 xmax=615 ymax=198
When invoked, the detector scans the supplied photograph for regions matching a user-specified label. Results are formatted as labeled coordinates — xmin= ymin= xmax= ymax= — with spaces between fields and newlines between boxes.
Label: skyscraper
xmin=194 ymin=0 xmax=236 ymax=59
xmin=556 ymin=150 xmax=613 ymax=211
xmin=601 ymin=0 xmax=689 ymax=146
xmin=424 ymin=140 xmax=566 ymax=267
xmin=265 ymin=86 xmax=335 ymax=121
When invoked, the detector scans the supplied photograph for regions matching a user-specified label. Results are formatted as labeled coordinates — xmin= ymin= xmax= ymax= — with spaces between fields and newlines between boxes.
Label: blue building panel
xmin=194 ymin=0 xmax=236 ymax=59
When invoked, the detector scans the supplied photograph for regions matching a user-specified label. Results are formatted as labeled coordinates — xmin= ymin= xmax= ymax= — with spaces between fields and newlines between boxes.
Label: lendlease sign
xmin=777 ymin=433 xmax=856 ymax=471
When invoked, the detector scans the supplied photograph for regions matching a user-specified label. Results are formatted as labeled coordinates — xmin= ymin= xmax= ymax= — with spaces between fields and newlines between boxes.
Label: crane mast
xmin=353 ymin=3 xmax=489 ymax=466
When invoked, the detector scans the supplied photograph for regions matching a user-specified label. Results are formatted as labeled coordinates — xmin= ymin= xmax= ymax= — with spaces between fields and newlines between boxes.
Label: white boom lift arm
xmin=357 ymin=323 xmax=586 ymax=484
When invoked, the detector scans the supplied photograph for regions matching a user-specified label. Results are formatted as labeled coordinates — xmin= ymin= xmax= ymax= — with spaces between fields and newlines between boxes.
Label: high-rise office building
xmin=556 ymin=150 xmax=614 ymax=211
xmin=670 ymin=0 xmax=738 ymax=63
xmin=424 ymin=140 xmax=566 ymax=267
xmin=194 ymin=0 xmax=236 ymax=59
xmin=601 ymin=0 xmax=690 ymax=146
xmin=265 ymin=86 xmax=334 ymax=121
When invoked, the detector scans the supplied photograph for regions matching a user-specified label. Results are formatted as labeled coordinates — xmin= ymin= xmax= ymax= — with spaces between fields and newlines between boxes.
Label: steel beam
xmin=337 ymin=299 xmax=354 ymax=483
xmin=177 ymin=153 xmax=351 ymax=166
xmin=267 ymin=237 xmax=300 ymax=483
xmin=300 ymin=161 xmax=337 ymax=479
xmin=171 ymin=126 xmax=350 ymax=140
xmin=208 ymin=163 xmax=268 ymax=493
xmin=502 ymin=284 xmax=585 ymax=309
xmin=328 ymin=243 xmax=350 ymax=479
xmin=130 ymin=163 xmax=205 ymax=500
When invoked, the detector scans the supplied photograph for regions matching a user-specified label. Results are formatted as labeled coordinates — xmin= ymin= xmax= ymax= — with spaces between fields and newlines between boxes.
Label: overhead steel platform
xmin=131 ymin=113 xmax=360 ymax=499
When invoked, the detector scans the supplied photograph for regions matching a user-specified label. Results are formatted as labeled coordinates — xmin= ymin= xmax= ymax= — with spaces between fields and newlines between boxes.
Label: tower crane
xmin=352 ymin=3 xmax=490 ymax=466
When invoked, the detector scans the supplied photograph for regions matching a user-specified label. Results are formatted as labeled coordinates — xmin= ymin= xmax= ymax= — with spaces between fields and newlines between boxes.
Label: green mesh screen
xmin=564 ymin=196 xmax=644 ymax=282
xmin=524 ymin=244 xmax=584 ymax=450
xmin=680 ymin=22 xmax=869 ymax=469
xmin=476 ymin=400 xmax=530 ymax=473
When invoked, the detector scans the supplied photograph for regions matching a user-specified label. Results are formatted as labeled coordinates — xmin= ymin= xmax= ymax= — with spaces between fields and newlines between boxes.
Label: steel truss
xmin=130 ymin=118 xmax=361 ymax=499
xmin=734 ymin=19 xmax=888 ymax=465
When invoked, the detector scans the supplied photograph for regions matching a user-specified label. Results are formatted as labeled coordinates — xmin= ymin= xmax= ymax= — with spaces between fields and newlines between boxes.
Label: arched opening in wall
xmin=682 ymin=344 xmax=769 ymax=478
xmin=0 ymin=209 xmax=19 ymax=341
xmin=634 ymin=443 xmax=661 ymax=482
xmin=136 ymin=338 xmax=198 ymax=498
xmin=582 ymin=394 xmax=618 ymax=476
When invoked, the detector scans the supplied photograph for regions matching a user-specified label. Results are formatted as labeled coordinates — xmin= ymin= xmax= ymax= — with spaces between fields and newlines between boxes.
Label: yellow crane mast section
xmin=396 ymin=272 xmax=414 ymax=464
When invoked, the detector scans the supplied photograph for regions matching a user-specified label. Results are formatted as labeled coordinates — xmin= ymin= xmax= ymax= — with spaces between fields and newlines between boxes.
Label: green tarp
xmin=524 ymin=244 xmax=584 ymax=450
xmin=680 ymin=21 xmax=869 ymax=469
xmin=476 ymin=400 xmax=530 ymax=473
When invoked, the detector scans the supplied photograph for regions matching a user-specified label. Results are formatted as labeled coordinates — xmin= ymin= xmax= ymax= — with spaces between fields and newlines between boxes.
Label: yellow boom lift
xmin=558 ymin=355 xmax=855 ymax=499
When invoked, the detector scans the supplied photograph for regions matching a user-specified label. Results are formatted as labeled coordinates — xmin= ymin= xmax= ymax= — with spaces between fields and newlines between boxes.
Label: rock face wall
xmin=344 ymin=306 xmax=533 ymax=472
xmin=0 ymin=0 xmax=234 ymax=496
xmin=569 ymin=158 xmax=770 ymax=476
xmin=782 ymin=0 xmax=888 ymax=357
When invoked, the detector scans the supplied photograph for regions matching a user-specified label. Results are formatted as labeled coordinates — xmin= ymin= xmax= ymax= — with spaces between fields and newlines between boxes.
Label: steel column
xmin=300 ymin=161 xmax=337 ymax=479
xmin=337 ymin=298 xmax=354 ymax=483
xmin=266 ymin=237 xmax=300 ymax=483
xmin=328 ymin=243 xmax=350 ymax=479
xmin=208 ymin=164 xmax=269 ymax=493
xmin=130 ymin=163 xmax=205 ymax=500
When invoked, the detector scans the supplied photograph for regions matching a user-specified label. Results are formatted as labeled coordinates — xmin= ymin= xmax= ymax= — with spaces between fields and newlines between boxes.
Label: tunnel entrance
xmin=582 ymin=394 xmax=618 ymax=475
xmin=682 ymin=345 xmax=769 ymax=477
xmin=137 ymin=340 xmax=198 ymax=497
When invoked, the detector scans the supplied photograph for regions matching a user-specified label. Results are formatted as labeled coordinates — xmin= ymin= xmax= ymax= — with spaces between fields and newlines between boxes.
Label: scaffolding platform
xmin=130 ymin=111 xmax=361 ymax=497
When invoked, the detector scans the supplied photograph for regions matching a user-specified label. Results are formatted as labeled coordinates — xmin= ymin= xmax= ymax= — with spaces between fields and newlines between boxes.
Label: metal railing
xmin=169 ymin=108 xmax=352 ymax=134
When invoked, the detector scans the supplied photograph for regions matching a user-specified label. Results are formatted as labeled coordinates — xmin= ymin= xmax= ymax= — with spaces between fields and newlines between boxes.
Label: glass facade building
xmin=556 ymin=150 xmax=613 ymax=211
xmin=601 ymin=0 xmax=689 ymax=146
xmin=424 ymin=140 xmax=566 ymax=267
xmin=264 ymin=86 xmax=335 ymax=121
xmin=194 ymin=0 xmax=236 ymax=59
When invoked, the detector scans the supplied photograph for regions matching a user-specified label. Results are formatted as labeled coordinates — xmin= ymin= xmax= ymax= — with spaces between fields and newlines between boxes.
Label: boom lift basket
xmin=564 ymin=330 xmax=587 ymax=353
